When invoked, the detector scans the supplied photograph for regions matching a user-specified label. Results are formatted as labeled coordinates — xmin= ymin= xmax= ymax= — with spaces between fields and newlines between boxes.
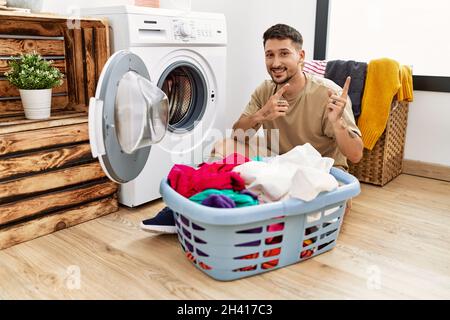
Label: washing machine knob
xmin=179 ymin=23 xmax=192 ymax=37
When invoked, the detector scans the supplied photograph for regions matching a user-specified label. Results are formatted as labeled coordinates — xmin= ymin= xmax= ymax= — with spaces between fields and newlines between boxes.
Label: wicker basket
xmin=349 ymin=101 xmax=409 ymax=186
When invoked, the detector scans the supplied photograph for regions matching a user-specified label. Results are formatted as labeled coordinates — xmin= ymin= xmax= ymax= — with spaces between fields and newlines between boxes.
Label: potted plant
xmin=5 ymin=52 xmax=63 ymax=120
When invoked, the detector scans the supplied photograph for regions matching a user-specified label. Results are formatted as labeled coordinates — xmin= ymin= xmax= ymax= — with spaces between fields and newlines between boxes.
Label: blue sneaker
xmin=140 ymin=207 xmax=176 ymax=234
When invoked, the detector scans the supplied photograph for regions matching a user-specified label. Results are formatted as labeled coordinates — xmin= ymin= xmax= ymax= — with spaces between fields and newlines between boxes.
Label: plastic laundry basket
xmin=160 ymin=167 xmax=360 ymax=281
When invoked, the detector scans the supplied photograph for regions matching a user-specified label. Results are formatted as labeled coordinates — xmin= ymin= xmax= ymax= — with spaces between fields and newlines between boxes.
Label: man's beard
xmin=271 ymin=68 xmax=299 ymax=85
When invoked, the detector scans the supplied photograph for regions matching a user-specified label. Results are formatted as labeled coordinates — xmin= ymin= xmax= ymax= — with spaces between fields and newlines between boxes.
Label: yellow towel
xmin=397 ymin=65 xmax=414 ymax=102
xmin=358 ymin=58 xmax=401 ymax=150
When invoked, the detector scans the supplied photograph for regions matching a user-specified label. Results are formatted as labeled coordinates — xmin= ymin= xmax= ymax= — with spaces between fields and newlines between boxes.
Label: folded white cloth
xmin=233 ymin=143 xmax=339 ymax=202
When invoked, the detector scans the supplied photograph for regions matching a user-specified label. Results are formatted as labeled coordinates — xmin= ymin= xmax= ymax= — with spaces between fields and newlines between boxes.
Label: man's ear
xmin=299 ymin=49 xmax=305 ymax=62
xmin=299 ymin=56 xmax=305 ymax=66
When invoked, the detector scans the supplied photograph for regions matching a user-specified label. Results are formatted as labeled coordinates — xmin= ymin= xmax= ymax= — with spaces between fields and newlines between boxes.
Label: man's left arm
xmin=327 ymin=77 xmax=364 ymax=164
xmin=332 ymin=116 xmax=363 ymax=163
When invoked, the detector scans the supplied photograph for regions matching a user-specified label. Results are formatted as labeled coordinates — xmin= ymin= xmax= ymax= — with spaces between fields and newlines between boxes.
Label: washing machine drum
xmin=89 ymin=50 xmax=169 ymax=184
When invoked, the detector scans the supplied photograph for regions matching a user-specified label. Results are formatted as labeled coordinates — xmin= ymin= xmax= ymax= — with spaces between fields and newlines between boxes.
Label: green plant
xmin=5 ymin=52 xmax=63 ymax=90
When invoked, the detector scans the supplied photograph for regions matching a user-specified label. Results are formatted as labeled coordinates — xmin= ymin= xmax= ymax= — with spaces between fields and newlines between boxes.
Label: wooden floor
xmin=1 ymin=174 xmax=449 ymax=299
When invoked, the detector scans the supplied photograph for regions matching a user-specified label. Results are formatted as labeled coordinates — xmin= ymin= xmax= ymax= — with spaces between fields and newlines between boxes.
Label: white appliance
xmin=82 ymin=6 xmax=227 ymax=207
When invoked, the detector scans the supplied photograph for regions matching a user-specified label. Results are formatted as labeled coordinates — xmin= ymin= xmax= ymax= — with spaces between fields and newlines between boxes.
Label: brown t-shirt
xmin=242 ymin=72 xmax=361 ymax=170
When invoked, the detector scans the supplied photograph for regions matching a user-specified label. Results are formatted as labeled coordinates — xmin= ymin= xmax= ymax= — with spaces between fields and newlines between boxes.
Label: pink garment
xmin=268 ymin=223 xmax=284 ymax=232
xmin=303 ymin=60 xmax=327 ymax=77
xmin=168 ymin=153 xmax=250 ymax=198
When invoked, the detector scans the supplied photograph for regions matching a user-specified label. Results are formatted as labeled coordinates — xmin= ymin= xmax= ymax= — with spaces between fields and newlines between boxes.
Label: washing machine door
xmin=88 ymin=50 xmax=169 ymax=184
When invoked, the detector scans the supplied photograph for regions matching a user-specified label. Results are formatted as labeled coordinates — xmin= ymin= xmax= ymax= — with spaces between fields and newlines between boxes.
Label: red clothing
xmin=168 ymin=153 xmax=250 ymax=198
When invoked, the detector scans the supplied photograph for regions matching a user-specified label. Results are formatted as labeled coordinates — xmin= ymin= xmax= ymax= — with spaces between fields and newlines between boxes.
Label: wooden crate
xmin=0 ymin=12 xmax=118 ymax=250
xmin=349 ymin=101 xmax=409 ymax=186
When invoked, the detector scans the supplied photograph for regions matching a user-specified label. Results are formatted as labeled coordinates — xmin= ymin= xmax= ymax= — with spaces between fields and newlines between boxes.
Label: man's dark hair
xmin=263 ymin=24 xmax=303 ymax=49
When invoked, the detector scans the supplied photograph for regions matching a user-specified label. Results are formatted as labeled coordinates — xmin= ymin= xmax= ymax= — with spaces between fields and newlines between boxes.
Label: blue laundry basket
xmin=160 ymin=167 xmax=360 ymax=281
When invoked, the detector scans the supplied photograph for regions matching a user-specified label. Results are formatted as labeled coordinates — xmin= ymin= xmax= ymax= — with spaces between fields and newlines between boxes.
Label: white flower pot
xmin=19 ymin=88 xmax=52 ymax=120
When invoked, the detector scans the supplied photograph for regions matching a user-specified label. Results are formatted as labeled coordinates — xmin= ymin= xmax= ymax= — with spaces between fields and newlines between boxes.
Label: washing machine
xmin=82 ymin=6 xmax=227 ymax=207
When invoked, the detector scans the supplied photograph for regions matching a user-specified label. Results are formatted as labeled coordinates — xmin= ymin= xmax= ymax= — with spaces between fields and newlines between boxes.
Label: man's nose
xmin=272 ymin=56 xmax=282 ymax=67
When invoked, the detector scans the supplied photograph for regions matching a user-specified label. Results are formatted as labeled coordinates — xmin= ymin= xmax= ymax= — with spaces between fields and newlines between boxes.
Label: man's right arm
xmin=232 ymin=111 xmax=265 ymax=134
xmin=232 ymin=83 xmax=290 ymax=141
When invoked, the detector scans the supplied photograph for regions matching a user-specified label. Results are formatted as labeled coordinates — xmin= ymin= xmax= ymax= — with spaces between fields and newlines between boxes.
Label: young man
xmin=141 ymin=24 xmax=363 ymax=234
xmin=214 ymin=23 xmax=363 ymax=169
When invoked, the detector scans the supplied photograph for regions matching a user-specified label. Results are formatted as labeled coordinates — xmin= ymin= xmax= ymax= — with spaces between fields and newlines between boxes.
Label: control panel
xmin=173 ymin=19 xmax=216 ymax=41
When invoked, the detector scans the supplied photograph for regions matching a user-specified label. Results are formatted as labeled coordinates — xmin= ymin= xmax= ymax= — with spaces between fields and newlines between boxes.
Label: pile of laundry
xmin=167 ymin=143 xmax=339 ymax=208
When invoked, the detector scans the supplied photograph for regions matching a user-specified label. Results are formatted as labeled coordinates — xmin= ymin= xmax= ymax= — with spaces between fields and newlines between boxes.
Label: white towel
xmin=233 ymin=144 xmax=339 ymax=202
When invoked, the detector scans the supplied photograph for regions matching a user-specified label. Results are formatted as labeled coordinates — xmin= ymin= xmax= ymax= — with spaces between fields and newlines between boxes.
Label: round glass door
xmin=88 ymin=50 xmax=169 ymax=184
xmin=115 ymin=71 xmax=169 ymax=154
xmin=158 ymin=62 xmax=207 ymax=133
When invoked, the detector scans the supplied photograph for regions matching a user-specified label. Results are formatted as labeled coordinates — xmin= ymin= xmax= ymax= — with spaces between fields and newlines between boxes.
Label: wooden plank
xmin=0 ymin=195 xmax=118 ymax=250
xmin=0 ymin=162 xmax=106 ymax=200
xmin=0 ymin=143 xmax=92 ymax=180
xmin=0 ymin=39 xmax=65 ymax=56
xmin=0 ymin=106 xmax=69 ymax=119
xmin=83 ymin=28 xmax=97 ymax=101
xmin=73 ymin=28 xmax=86 ymax=105
xmin=0 ymin=79 xmax=68 ymax=97
xmin=94 ymin=27 xmax=109 ymax=83
xmin=0 ymin=122 xmax=88 ymax=156
xmin=0 ymin=12 xmax=108 ymax=27
xmin=63 ymin=28 xmax=77 ymax=104
xmin=0 ymin=113 xmax=87 ymax=134
xmin=51 ymin=58 xmax=67 ymax=74
xmin=0 ymin=180 xmax=117 ymax=226
xmin=80 ymin=20 xmax=110 ymax=29
xmin=65 ymin=102 xmax=88 ymax=113
xmin=0 ymin=59 xmax=66 ymax=76
xmin=0 ymin=19 xmax=64 ymax=37
xmin=61 ymin=23 xmax=108 ymax=106
xmin=0 ymin=95 xmax=69 ymax=116
xmin=403 ymin=159 xmax=450 ymax=183
xmin=0 ymin=12 xmax=69 ymax=23
xmin=0 ymin=110 xmax=82 ymax=124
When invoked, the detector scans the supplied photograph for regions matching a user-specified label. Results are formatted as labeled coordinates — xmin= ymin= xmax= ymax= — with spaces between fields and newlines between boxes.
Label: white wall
xmin=40 ymin=0 xmax=125 ymax=14
xmin=327 ymin=0 xmax=450 ymax=167
xmin=328 ymin=0 xmax=450 ymax=77
xmin=38 ymin=0 xmax=192 ymax=14
xmin=404 ymin=92 xmax=450 ymax=166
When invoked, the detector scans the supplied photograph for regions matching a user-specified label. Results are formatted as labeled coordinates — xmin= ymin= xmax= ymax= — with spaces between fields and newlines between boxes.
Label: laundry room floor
xmin=0 ymin=174 xmax=449 ymax=299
